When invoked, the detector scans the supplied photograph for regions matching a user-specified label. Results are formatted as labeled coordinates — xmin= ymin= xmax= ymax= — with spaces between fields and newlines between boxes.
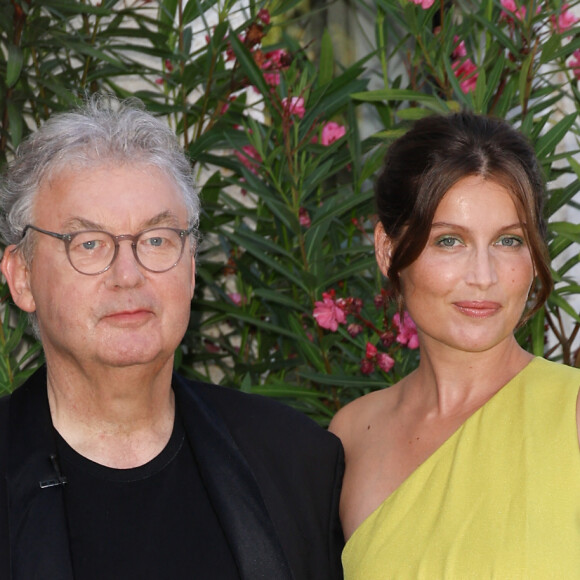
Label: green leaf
xmin=351 ymin=89 xmax=442 ymax=106
xmin=535 ymin=114 xmax=576 ymax=159
xmin=6 ymin=45 xmax=24 ymax=88
xmin=528 ymin=308 xmax=546 ymax=356
xmin=252 ymin=288 xmax=308 ymax=312
xmin=319 ymin=29 xmax=334 ymax=87
xmin=7 ymin=102 xmax=23 ymax=149
xmin=518 ymin=52 xmax=534 ymax=112
xmin=548 ymin=292 xmax=580 ymax=323
xmin=219 ymin=229 xmax=308 ymax=292
xmin=288 ymin=317 xmax=327 ymax=372
xmin=229 ymin=31 xmax=269 ymax=96
xmin=319 ymin=255 xmax=377 ymax=290
xmin=196 ymin=300 xmax=312 ymax=341
xmin=549 ymin=221 xmax=580 ymax=238
xmin=395 ymin=107 xmax=433 ymax=120
xmin=298 ymin=370 xmax=387 ymax=389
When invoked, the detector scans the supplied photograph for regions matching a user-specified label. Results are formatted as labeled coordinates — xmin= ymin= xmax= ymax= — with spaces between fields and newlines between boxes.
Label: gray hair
xmin=0 ymin=93 xmax=200 ymax=256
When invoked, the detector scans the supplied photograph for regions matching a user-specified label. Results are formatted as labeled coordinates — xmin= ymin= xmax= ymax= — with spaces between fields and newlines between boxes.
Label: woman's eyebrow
xmin=430 ymin=221 xmax=523 ymax=231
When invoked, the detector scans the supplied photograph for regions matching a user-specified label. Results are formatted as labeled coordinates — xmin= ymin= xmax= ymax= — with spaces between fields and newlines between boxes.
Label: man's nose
xmin=104 ymin=240 xmax=145 ymax=288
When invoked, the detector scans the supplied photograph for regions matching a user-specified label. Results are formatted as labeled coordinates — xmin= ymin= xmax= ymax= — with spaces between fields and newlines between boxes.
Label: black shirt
xmin=55 ymin=413 xmax=240 ymax=579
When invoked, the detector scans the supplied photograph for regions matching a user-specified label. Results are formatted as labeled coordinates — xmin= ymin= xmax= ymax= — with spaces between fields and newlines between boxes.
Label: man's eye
xmin=73 ymin=239 xmax=106 ymax=252
xmin=147 ymin=237 xmax=164 ymax=247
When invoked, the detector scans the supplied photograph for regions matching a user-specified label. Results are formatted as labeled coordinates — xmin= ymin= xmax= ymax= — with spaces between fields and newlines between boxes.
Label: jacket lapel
xmin=5 ymin=367 xmax=74 ymax=580
xmin=173 ymin=375 xmax=294 ymax=580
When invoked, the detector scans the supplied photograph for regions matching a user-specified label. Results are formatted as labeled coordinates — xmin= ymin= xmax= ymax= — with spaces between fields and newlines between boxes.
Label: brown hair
xmin=375 ymin=112 xmax=552 ymax=322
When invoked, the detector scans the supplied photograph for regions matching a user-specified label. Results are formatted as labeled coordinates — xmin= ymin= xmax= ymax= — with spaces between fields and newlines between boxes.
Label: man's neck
xmin=45 ymin=358 xmax=176 ymax=469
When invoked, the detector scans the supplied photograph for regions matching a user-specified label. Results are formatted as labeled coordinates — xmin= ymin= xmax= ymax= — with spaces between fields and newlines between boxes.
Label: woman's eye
xmin=435 ymin=236 xmax=461 ymax=248
xmin=497 ymin=235 xmax=523 ymax=247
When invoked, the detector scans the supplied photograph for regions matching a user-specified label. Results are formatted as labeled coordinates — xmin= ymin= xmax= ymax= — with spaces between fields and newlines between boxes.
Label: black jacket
xmin=0 ymin=367 xmax=344 ymax=580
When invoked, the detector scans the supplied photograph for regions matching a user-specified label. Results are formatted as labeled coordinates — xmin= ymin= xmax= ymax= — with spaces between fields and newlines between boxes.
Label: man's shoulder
xmin=174 ymin=373 xmax=340 ymax=448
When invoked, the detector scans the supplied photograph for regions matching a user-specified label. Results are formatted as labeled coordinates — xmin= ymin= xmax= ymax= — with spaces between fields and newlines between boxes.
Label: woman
xmin=330 ymin=112 xmax=580 ymax=579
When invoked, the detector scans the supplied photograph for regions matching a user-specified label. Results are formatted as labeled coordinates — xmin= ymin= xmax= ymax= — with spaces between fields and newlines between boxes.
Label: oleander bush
xmin=1 ymin=0 xmax=579 ymax=424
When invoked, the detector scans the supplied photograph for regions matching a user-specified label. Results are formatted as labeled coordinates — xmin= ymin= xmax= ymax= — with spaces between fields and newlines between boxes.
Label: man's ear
xmin=374 ymin=222 xmax=393 ymax=278
xmin=1 ymin=246 xmax=37 ymax=313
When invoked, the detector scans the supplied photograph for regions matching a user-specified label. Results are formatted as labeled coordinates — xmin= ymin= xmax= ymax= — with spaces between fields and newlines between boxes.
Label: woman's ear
xmin=1 ymin=246 xmax=37 ymax=313
xmin=374 ymin=222 xmax=393 ymax=278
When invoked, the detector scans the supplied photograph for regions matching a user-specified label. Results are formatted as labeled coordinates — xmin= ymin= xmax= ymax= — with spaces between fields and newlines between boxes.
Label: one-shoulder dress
xmin=342 ymin=357 xmax=580 ymax=579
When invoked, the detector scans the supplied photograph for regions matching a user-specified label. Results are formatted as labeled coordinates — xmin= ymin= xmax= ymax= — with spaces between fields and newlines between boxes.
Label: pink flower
xmin=298 ymin=207 xmax=311 ymax=228
xmin=347 ymin=323 xmax=363 ymax=337
xmin=320 ymin=122 xmax=346 ymax=146
xmin=552 ymin=4 xmax=578 ymax=33
xmin=204 ymin=340 xmax=221 ymax=353
xmin=452 ymin=57 xmax=478 ymax=93
xmin=263 ymin=71 xmax=280 ymax=86
xmin=365 ymin=342 xmax=378 ymax=359
xmin=313 ymin=293 xmax=347 ymax=331
xmin=376 ymin=352 xmax=395 ymax=373
xmin=409 ymin=0 xmax=435 ymax=8
xmin=360 ymin=359 xmax=375 ymax=375
xmin=261 ymin=49 xmax=289 ymax=87
xmin=257 ymin=8 xmax=270 ymax=24
xmin=225 ymin=35 xmax=244 ymax=61
xmin=452 ymin=36 xmax=467 ymax=59
xmin=500 ymin=0 xmax=527 ymax=21
xmin=282 ymin=96 xmax=306 ymax=119
xmin=234 ymin=144 xmax=262 ymax=175
xmin=393 ymin=312 xmax=419 ymax=349
xmin=220 ymin=96 xmax=237 ymax=115
xmin=380 ymin=331 xmax=395 ymax=348
xmin=228 ymin=292 xmax=243 ymax=306
xmin=569 ymin=49 xmax=580 ymax=79
xmin=361 ymin=342 xmax=395 ymax=374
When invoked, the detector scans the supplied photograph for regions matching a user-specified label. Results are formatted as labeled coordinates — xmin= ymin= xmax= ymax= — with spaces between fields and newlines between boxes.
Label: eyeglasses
xmin=22 ymin=224 xmax=195 ymax=275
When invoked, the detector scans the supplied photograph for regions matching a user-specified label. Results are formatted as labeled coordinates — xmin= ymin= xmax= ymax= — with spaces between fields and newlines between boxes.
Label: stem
xmin=521 ymin=31 xmax=540 ymax=118
xmin=376 ymin=7 xmax=388 ymax=88
xmin=81 ymin=7 xmax=102 ymax=89
xmin=177 ymin=0 xmax=190 ymax=149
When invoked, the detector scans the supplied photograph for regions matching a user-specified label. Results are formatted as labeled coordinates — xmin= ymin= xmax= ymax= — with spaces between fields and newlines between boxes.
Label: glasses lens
xmin=68 ymin=231 xmax=116 ymax=275
xmin=136 ymin=228 xmax=185 ymax=272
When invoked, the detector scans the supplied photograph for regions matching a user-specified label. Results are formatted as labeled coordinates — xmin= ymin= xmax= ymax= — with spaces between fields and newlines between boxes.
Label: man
xmin=0 ymin=96 xmax=344 ymax=580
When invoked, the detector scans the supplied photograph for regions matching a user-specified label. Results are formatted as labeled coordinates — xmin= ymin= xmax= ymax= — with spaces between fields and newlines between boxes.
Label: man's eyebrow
xmin=145 ymin=211 xmax=182 ymax=228
xmin=61 ymin=217 xmax=103 ymax=231
xmin=61 ymin=211 xmax=182 ymax=232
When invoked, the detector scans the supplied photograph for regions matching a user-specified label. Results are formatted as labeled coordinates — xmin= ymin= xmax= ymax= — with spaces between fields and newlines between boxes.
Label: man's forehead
xmin=33 ymin=162 xmax=187 ymax=225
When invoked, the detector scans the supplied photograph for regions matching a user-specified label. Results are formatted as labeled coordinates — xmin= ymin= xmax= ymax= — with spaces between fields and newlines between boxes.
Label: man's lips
xmin=453 ymin=301 xmax=501 ymax=318
xmin=101 ymin=309 xmax=154 ymax=325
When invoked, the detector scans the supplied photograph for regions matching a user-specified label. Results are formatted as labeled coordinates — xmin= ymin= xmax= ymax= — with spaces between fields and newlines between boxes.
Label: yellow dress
xmin=342 ymin=358 xmax=580 ymax=579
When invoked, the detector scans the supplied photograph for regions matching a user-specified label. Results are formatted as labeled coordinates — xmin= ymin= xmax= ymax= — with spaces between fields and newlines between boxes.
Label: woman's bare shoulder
xmin=329 ymin=384 xmax=400 ymax=443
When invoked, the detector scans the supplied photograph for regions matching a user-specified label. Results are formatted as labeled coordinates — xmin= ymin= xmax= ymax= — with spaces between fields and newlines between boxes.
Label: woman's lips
xmin=453 ymin=301 xmax=501 ymax=318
